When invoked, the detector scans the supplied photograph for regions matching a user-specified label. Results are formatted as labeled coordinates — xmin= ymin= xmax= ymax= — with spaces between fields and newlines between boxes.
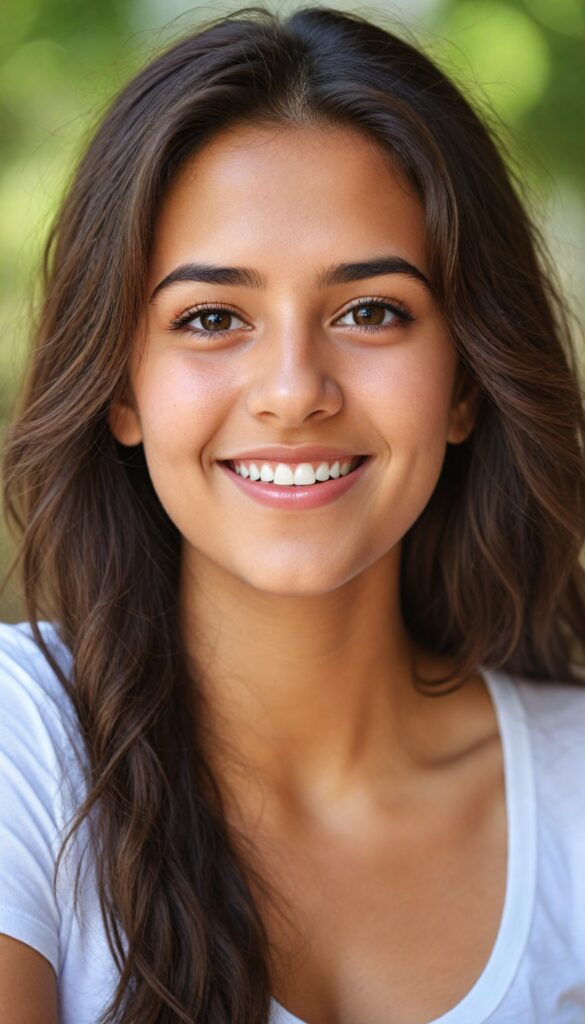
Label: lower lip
xmin=217 ymin=457 xmax=371 ymax=509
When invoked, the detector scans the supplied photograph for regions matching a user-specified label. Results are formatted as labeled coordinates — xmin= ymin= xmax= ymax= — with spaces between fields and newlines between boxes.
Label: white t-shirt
xmin=0 ymin=619 xmax=584 ymax=1023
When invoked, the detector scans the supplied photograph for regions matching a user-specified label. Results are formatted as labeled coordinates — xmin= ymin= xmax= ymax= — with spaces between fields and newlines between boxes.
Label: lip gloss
xmin=217 ymin=456 xmax=371 ymax=510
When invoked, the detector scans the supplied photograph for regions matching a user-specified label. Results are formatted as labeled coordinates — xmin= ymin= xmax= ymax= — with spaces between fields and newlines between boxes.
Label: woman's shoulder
xmin=506 ymin=667 xmax=585 ymax=809
xmin=0 ymin=619 xmax=85 ymax=787
xmin=0 ymin=619 xmax=73 ymax=711
xmin=0 ymin=621 xmax=89 ymax=983
xmin=511 ymin=666 xmax=585 ymax=737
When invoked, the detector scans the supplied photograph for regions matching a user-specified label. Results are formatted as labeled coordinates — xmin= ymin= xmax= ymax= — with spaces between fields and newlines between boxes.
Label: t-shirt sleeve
xmin=0 ymin=627 xmax=71 ymax=977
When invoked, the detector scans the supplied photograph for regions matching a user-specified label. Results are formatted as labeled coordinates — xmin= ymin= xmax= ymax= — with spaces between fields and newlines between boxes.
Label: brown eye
xmin=334 ymin=298 xmax=414 ymax=333
xmin=351 ymin=304 xmax=387 ymax=326
xmin=169 ymin=304 xmax=248 ymax=336
xmin=198 ymin=310 xmax=234 ymax=332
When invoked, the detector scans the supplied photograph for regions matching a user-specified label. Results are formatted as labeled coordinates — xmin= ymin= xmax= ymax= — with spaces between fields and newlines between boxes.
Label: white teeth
xmin=260 ymin=463 xmax=276 ymax=483
xmin=294 ymin=464 xmax=316 ymax=485
xmin=315 ymin=462 xmax=332 ymax=482
xmin=233 ymin=458 xmax=361 ymax=485
xmin=271 ymin=463 xmax=299 ymax=486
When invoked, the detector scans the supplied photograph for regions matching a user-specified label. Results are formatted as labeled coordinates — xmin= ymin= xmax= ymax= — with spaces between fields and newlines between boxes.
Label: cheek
xmin=361 ymin=338 xmax=458 ymax=537
xmin=363 ymin=335 xmax=457 ymax=452
xmin=135 ymin=354 xmax=236 ymax=463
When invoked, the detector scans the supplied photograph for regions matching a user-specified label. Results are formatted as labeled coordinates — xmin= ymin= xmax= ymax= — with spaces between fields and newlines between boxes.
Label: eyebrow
xmin=149 ymin=255 xmax=432 ymax=302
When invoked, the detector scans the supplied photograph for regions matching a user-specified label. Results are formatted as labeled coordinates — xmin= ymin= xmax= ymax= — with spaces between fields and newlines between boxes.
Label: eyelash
xmin=167 ymin=296 xmax=415 ymax=339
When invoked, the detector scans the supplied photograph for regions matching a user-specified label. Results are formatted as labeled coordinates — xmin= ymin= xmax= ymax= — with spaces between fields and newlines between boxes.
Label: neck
xmin=178 ymin=543 xmax=464 ymax=819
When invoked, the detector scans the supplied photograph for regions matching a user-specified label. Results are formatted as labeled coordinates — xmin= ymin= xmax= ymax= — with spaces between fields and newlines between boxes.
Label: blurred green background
xmin=0 ymin=0 xmax=583 ymax=621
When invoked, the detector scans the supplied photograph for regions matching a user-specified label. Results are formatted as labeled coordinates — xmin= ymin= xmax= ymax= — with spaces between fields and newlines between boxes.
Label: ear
xmin=108 ymin=394 xmax=143 ymax=447
xmin=446 ymin=365 xmax=482 ymax=445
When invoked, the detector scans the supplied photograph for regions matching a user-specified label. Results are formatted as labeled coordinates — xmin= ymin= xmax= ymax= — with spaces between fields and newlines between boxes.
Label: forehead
xmin=150 ymin=123 xmax=427 ymax=282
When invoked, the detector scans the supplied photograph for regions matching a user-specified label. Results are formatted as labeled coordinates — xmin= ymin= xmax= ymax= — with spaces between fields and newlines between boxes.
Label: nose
xmin=245 ymin=322 xmax=343 ymax=427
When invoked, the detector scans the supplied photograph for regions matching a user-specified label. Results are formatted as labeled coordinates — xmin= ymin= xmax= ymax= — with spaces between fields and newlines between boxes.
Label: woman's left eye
xmin=333 ymin=300 xmax=414 ymax=332
xmin=168 ymin=298 xmax=414 ymax=338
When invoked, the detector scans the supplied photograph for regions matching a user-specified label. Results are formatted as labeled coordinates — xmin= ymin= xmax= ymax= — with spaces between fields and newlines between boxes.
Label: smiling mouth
xmin=221 ymin=454 xmax=370 ymax=484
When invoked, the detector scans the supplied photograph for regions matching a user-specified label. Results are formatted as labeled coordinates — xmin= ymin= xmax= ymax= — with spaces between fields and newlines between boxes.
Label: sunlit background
xmin=0 ymin=0 xmax=584 ymax=620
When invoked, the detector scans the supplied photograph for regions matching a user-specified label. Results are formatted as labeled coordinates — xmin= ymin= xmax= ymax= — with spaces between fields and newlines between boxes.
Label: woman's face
xmin=110 ymin=124 xmax=476 ymax=595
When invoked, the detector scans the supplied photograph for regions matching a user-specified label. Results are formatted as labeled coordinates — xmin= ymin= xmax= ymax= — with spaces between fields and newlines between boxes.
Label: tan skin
xmin=108 ymin=124 xmax=507 ymax=1024
xmin=0 ymin=125 xmax=504 ymax=1024
xmin=0 ymin=936 xmax=59 ymax=1024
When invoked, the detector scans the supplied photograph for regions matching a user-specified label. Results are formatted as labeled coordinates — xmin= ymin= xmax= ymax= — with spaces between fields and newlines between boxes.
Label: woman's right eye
xmin=169 ymin=305 xmax=248 ymax=338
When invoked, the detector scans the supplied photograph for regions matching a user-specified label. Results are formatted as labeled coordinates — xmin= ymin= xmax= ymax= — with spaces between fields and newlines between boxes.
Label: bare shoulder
xmin=0 ymin=934 xmax=58 ymax=1024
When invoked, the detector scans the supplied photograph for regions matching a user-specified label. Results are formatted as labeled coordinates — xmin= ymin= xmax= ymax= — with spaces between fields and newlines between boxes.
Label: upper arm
xmin=0 ymin=934 xmax=59 ymax=1024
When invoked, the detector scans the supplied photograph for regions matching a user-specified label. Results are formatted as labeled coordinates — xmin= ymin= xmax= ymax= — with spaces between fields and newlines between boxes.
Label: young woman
xmin=0 ymin=5 xmax=583 ymax=1023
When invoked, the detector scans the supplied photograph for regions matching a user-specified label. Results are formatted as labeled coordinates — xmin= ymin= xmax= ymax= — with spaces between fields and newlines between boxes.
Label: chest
xmin=247 ymin=745 xmax=507 ymax=1024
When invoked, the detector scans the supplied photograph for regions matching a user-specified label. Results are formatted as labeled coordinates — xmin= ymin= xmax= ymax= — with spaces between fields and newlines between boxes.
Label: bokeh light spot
xmin=437 ymin=2 xmax=551 ymax=119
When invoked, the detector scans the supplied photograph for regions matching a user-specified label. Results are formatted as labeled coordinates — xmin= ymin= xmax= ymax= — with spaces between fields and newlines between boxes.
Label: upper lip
xmin=218 ymin=445 xmax=369 ymax=463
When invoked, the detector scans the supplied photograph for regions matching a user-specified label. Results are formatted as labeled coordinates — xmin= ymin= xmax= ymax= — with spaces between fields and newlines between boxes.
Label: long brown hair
xmin=3 ymin=5 xmax=584 ymax=1022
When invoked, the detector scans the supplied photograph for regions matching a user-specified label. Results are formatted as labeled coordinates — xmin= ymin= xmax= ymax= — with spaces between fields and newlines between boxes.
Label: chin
xmin=237 ymin=559 xmax=368 ymax=598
